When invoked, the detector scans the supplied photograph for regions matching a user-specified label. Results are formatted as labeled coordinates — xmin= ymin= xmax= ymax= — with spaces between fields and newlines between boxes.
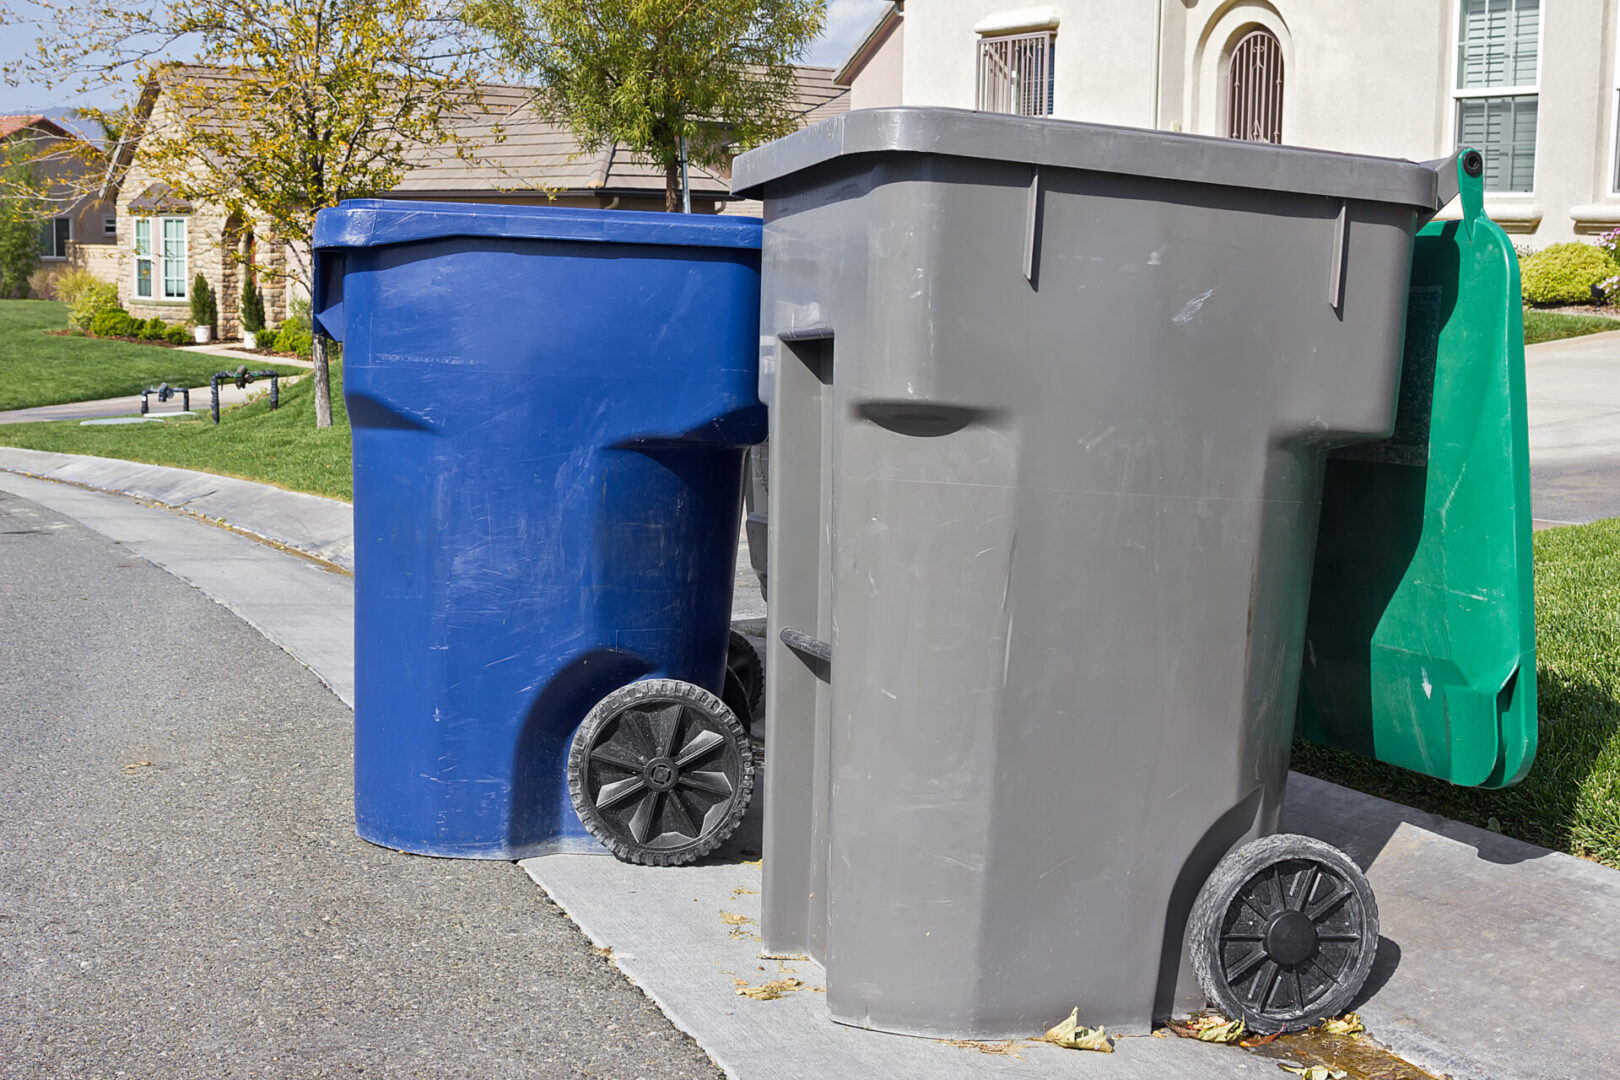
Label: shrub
xmin=240 ymin=275 xmax=266 ymax=333
xmin=51 ymin=267 xmax=105 ymax=308
xmin=256 ymin=327 xmax=279 ymax=353
xmin=164 ymin=324 xmax=190 ymax=345
xmin=1521 ymin=242 xmax=1620 ymax=306
xmin=89 ymin=306 xmax=141 ymax=339
xmin=28 ymin=264 xmax=71 ymax=300
xmin=139 ymin=317 xmax=169 ymax=341
xmin=278 ymin=323 xmax=312 ymax=358
xmin=190 ymin=273 xmax=216 ymax=333
xmin=68 ymin=281 xmax=121 ymax=331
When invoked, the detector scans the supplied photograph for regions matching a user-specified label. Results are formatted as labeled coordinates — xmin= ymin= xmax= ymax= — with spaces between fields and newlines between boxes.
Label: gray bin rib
xmin=733 ymin=108 xmax=1445 ymax=1039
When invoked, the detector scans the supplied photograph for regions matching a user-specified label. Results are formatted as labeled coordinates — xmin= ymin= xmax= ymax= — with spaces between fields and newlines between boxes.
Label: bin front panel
xmin=1300 ymin=167 xmax=1537 ymax=789
xmin=754 ymin=139 xmax=1425 ymax=1038
xmin=327 ymin=210 xmax=764 ymax=859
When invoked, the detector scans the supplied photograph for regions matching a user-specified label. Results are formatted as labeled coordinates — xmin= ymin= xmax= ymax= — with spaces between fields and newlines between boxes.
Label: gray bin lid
xmin=732 ymin=107 xmax=1442 ymax=211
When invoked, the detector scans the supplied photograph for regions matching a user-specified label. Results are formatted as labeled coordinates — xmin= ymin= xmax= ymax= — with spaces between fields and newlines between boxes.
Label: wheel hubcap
xmin=581 ymin=699 xmax=738 ymax=849
xmin=1216 ymin=858 xmax=1369 ymax=1018
xmin=1264 ymin=910 xmax=1318 ymax=966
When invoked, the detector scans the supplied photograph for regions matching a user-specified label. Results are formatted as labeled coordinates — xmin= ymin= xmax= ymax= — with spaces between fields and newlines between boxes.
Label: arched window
xmin=1226 ymin=28 xmax=1284 ymax=144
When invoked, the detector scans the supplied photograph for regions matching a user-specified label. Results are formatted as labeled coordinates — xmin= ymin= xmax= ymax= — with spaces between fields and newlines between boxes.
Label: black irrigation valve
xmin=210 ymin=369 xmax=283 ymax=424
xmin=139 ymin=382 xmax=191 ymax=416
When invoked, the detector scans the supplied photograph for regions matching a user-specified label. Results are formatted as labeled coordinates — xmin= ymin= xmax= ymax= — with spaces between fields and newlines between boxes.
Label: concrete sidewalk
xmin=0 ymin=373 xmax=306 ymax=426
xmin=1 ymin=456 xmax=1615 ymax=1080
xmin=1526 ymin=328 xmax=1620 ymax=526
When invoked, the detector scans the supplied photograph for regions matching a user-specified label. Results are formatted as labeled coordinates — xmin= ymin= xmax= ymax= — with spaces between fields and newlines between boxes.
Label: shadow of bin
xmin=313 ymin=201 xmax=765 ymax=863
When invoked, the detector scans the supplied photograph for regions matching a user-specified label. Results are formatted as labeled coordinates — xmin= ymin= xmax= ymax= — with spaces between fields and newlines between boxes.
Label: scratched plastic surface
xmin=732 ymin=109 xmax=1445 ymax=1039
xmin=313 ymin=201 xmax=765 ymax=858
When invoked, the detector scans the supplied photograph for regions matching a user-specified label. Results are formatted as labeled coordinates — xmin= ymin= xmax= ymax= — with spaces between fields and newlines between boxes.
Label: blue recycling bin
xmin=312 ymin=200 xmax=766 ymax=863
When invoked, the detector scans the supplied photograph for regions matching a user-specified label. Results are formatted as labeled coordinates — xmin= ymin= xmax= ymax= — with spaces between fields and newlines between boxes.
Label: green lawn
xmin=0 ymin=299 xmax=302 ymax=412
xmin=1523 ymin=308 xmax=1620 ymax=346
xmin=0 ymin=360 xmax=353 ymax=500
xmin=1293 ymin=518 xmax=1620 ymax=868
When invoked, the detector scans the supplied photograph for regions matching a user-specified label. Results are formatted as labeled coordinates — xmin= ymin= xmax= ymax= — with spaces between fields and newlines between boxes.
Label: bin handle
xmin=780 ymin=627 xmax=832 ymax=666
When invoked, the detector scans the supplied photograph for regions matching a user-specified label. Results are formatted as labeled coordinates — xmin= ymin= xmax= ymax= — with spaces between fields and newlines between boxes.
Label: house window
xmin=38 ymin=216 xmax=70 ymax=260
xmin=103 ymin=215 xmax=117 ymax=237
xmin=133 ymin=216 xmax=187 ymax=301
xmin=1455 ymin=0 xmax=1539 ymax=193
xmin=977 ymin=31 xmax=1055 ymax=117
xmin=1226 ymin=29 xmax=1284 ymax=143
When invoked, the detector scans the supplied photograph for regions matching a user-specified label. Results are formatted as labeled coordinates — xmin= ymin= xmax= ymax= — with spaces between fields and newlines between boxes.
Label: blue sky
xmin=0 ymin=0 xmax=891 ymax=117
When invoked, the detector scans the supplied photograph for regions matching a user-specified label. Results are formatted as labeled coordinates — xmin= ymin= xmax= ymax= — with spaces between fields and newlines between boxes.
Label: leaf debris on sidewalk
xmin=123 ymin=760 xmax=154 ymax=772
xmin=1316 ymin=1013 xmax=1364 ymax=1037
xmin=1041 ymin=1007 xmax=1113 ymax=1053
xmin=1278 ymin=1064 xmax=1349 ymax=1080
xmin=1188 ymin=1014 xmax=1246 ymax=1043
xmin=941 ymin=1039 xmax=1021 ymax=1057
xmin=735 ymin=977 xmax=804 ymax=1001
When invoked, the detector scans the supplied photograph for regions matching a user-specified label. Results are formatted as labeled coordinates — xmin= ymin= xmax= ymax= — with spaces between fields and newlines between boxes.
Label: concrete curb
xmin=0 ymin=447 xmax=352 ymax=571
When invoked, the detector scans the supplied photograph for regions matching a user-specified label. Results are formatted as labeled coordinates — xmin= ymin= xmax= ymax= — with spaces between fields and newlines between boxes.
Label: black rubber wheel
xmin=726 ymin=629 xmax=765 ymax=715
xmin=1188 ymin=833 xmax=1379 ymax=1033
xmin=568 ymin=679 xmax=754 ymax=866
xmin=721 ymin=667 xmax=754 ymax=735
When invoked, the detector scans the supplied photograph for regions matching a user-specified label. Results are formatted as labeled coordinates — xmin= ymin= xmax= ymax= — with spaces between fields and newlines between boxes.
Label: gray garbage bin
xmin=733 ymin=108 xmax=1447 ymax=1039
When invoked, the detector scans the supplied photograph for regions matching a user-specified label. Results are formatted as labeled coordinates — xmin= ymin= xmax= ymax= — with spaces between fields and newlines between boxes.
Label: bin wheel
xmin=726 ymin=630 xmax=765 ymax=715
xmin=568 ymin=679 xmax=754 ymax=866
xmin=722 ymin=668 xmax=755 ymax=735
xmin=1188 ymin=833 xmax=1379 ymax=1034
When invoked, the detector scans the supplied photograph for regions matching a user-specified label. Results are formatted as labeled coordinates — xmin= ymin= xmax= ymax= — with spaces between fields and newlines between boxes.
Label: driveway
xmin=1526 ymin=328 xmax=1620 ymax=527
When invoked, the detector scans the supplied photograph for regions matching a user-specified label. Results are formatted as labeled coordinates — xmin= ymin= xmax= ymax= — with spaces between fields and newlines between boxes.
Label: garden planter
xmin=193 ymin=325 xmax=212 ymax=344
xmin=242 ymin=330 xmax=258 ymax=350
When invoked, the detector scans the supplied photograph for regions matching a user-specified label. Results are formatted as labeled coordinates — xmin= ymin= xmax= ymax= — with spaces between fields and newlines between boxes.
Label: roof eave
xmin=833 ymin=2 xmax=902 ymax=87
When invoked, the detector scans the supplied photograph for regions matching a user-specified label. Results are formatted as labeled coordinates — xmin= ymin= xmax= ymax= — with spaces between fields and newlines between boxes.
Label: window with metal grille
xmin=1226 ymin=28 xmax=1284 ymax=144
xmin=1455 ymin=0 xmax=1539 ymax=193
xmin=976 ymin=31 xmax=1054 ymax=117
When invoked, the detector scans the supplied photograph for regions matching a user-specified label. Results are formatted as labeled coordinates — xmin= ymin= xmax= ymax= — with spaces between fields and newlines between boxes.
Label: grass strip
xmin=0 ymin=361 xmax=352 ymax=501
xmin=0 ymin=299 xmax=302 ymax=411
xmin=1293 ymin=518 xmax=1620 ymax=868
xmin=1522 ymin=308 xmax=1620 ymax=346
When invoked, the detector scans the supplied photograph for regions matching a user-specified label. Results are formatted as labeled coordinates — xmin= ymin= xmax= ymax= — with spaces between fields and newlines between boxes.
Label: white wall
xmin=893 ymin=0 xmax=1620 ymax=246
xmin=850 ymin=18 xmax=906 ymax=111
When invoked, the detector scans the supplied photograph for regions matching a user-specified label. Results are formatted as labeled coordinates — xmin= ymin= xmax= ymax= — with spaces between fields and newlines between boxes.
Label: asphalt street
xmin=0 ymin=490 xmax=722 ymax=1080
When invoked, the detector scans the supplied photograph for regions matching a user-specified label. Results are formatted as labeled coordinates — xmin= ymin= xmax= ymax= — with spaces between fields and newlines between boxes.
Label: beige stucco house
xmin=100 ymin=67 xmax=847 ymax=338
xmin=838 ymin=0 xmax=1615 ymax=246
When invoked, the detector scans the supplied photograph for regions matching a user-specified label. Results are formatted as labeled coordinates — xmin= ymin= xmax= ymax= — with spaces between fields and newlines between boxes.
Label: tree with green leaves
xmin=2 ymin=0 xmax=492 ymax=427
xmin=463 ymin=0 xmax=825 ymax=213
xmin=0 ymin=150 xmax=45 ymax=298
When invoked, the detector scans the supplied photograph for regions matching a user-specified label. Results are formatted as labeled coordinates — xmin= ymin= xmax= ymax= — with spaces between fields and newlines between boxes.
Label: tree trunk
xmin=665 ymin=160 xmax=680 ymax=213
xmin=312 ymin=333 xmax=333 ymax=429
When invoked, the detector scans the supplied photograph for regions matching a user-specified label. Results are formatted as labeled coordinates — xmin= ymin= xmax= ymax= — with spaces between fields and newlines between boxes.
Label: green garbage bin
xmin=1300 ymin=151 xmax=1537 ymax=788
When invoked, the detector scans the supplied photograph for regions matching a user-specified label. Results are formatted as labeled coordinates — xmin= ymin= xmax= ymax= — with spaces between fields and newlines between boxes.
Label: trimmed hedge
xmin=1522 ymin=243 xmax=1620 ymax=306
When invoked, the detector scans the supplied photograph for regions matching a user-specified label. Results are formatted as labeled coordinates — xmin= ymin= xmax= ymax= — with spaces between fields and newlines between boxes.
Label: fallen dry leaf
xmin=719 ymin=911 xmax=754 ymax=926
xmin=1317 ymin=1013 xmax=1364 ymax=1037
xmin=1278 ymin=1065 xmax=1348 ymax=1080
xmin=736 ymin=977 xmax=804 ymax=1001
xmin=1239 ymin=1030 xmax=1283 ymax=1048
xmin=1041 ymin=1008 xmax=1113 ymax=1053
xmin=123 ymin=761 xmax=154 ymax=772
xmin=941 ymin=1039 xmax=1021 ymax=1058
xmin=1188 ymin=1014 xmax=1245 ymax=1044
xmin=732 ymin=886 xmax=759 ymax=896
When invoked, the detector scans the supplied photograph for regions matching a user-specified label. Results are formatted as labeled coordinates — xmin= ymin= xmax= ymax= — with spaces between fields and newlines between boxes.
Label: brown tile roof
xmin=123 ymin=65 xmax=849 ymax=201
xmin=395 ymin=69 xmax=849 ymax=199
xmin=0 ymin=114 xmax=74 ymax=140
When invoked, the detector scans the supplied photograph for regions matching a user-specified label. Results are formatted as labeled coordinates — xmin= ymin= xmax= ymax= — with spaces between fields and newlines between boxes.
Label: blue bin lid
xmin=313 ymin=199 xmax=762 ymax=252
